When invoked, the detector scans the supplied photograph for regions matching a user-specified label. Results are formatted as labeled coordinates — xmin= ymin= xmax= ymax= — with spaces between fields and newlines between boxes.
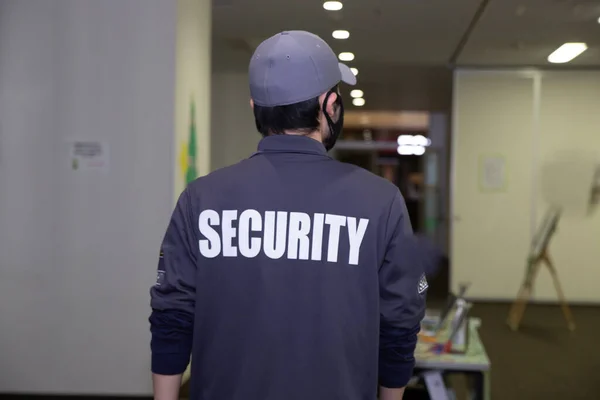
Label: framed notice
xmin=478 ymin=154 xmax=507 ymax=192
xmin=69 ymin=140 xmax=109 ymax=173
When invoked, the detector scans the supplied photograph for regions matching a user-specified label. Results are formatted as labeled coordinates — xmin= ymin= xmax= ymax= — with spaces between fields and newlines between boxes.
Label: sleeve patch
xmin=418 ymin=273 xmax=429 ymax=295
xmin=155 ymin=270 xmax=166 ymax=287
xmin=155 ymin=250 xmax=166 ymax=287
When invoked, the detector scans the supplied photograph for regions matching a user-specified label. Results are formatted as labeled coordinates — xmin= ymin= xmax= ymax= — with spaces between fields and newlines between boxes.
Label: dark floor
xmin=469 ymin=302 xmax=600 ymax=400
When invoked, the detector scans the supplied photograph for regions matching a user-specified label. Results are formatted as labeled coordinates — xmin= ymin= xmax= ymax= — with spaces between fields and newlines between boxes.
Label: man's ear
xmin=249 ymin=99 xmax=254 ymax=110
xmin=320 ymin=91 xmax=338 ymax=117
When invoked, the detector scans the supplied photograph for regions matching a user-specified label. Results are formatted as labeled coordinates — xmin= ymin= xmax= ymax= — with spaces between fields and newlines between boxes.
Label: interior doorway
xmin=336 ymin=148 xmax=425 ymax=231
xmin=336 ymin=111 xmax=451 ymax=300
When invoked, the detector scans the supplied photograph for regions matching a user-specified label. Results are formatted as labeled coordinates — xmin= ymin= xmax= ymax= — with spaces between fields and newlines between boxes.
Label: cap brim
xmin=339 ymin=63 xmax=357 ymax=86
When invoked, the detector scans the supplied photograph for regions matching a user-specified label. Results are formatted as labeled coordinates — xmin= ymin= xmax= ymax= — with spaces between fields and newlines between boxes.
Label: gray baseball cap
xmin=249 ymin=30 xmax=357 ymax=107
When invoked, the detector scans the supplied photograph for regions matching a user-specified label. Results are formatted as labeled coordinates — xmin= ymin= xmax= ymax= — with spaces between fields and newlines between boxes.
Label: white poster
xmin=69 ymin=140 xmax=109 ymax=172
xmin=479 ymin=155 xmax=506 ymax=191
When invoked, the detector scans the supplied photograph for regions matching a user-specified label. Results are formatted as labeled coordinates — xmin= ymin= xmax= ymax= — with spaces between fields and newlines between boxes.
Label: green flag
xmin=185 ymin=100 xmax=198 ymax=185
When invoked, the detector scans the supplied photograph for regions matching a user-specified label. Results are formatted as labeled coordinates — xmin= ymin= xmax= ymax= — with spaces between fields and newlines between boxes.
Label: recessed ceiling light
xmin=338 ymin=52 xmax=354 ymax=61
xmin=350 ymin=89 xmax=364 ymax=98
xmin=350 ymin=67 xmax=358 ymax=76
xmin=352 ymin=98 xmax=365 ymax=107
xmin=323 ymin=1 xmax=343 ymax=11
xmin=547 ymin=42 xmax=588 ymax=64
xmin=332 ymin=30 xmax=350 ymax=40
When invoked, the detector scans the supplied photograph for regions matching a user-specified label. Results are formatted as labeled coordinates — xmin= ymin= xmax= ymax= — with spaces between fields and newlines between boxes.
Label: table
xmin=413 ymin=317 xmax=491 ymax=400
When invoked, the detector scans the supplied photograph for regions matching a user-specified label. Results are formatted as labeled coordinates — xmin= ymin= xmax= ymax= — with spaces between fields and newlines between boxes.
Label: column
xmin=174 ymin=0 xmax=212 ymax=198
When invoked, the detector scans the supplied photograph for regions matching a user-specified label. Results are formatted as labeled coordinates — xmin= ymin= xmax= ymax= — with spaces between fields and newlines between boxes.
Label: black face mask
xmin=322 ymin=89 xmax=344 ymax=151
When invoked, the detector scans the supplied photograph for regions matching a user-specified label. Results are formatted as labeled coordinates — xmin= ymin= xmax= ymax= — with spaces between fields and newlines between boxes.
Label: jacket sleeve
xmin=149 ymin=188 xmax=197 ymax=375
xmin=378 ymin=191 xmax=428 ymax=388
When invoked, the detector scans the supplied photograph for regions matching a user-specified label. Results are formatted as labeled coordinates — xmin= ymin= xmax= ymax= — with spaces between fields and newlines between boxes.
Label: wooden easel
xmin=507 ymin=207 xmax=576 ymax=331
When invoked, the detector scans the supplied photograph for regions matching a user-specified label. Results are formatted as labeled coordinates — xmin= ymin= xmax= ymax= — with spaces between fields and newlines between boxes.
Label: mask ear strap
xmin=322 ymin=90 xmax=336 ymax=131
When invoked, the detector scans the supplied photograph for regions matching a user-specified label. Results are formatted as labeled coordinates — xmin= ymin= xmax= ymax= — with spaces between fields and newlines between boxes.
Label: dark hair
xmin=252 ymin=85 xmax=339 ymax=136
xmin=253 ymin=97 xmax=321 ymax=136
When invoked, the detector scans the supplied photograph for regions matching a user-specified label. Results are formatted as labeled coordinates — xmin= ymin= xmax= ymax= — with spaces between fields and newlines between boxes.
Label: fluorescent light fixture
xmin=323 ymin=1 xmax=343 ymax=11
xmin=397 ymin=135 xmax=411 ymax=146
xmin=547 ymin=42 xmax=588 ymax=64
xmin=350 ymin=68 xmax=358 ymax=76
xmin=413 ymin=134 xmax=430 ymax=147
xmin=412 ymin=145 xmax=426 ymax=156
xmin=397 ymin=134 xmax=432 ymax=147
xmin=397 ymin=146 xmax=412 ymax=156
xmin=338 ymin=52 xmax=354 ymax=61
xmin=350 ymin=89 xmax=364 ymax=98
xmin=352 ymin=98 xmax=365 ymax=107
xmin=397 ymin=145 xmax=426 ymax=156
xmin=332 ymin=30 xmax=350 ymax=40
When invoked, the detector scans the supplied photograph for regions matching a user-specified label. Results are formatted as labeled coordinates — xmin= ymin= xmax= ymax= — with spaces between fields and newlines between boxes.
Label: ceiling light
xmin=338 ymin=52 xmax=354 ymax=61
xmin=332 ymin=30 xmax=350 ymax=40
xmin=397 ymin=135 xmax=431 ymax=147
xmin=397 ymin=145 xmax=426 ymax=156
xmin=397 ymin=146 xmax=413 ymax=156
xmin=547 ymin=42 xmax=588 ymax=64
xmin=350 ymin=67 xmax=358 ymax=76
xmin=352 ymin=98 xmax=365 ymax=107
xmin=413 ymin=135 xmax=431 ymax=147
xmin=413 ymin=146 xmax=426 ymax=156
xmin=323 ymin=1 xmax=343 ymax=11
xmin=350 ymin=89 xmax=363 ymax=98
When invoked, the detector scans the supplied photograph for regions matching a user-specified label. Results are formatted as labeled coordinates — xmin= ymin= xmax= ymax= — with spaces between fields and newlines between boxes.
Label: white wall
xmin=211 ymin=72 xmax=260 ymax=171
xmin=0 ymin=0 xmax=177 ymax=394
xmin=534 ymin=71 xmax=600 ymax=302
xmin=451 ymin=69 xmax=600 ymax=303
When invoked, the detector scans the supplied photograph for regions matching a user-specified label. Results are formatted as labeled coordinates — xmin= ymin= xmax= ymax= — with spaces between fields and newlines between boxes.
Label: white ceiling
xmin=460 ymin=0 xmax=600 ymax=66
xmin=212 ymin=0 xmax=600 ymax=111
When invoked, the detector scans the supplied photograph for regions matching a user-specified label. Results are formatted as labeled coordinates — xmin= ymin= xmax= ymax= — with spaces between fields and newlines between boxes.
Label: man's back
xmin=173 ymin=135 xmax=416 ymax=400
xmin=150 ymin=30 xmax=426 ymax=400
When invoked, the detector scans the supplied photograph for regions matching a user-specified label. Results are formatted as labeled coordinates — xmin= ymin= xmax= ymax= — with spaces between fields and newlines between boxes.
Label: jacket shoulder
xmin=185 ymin=158 xmax=256 ymax=190
xmin=333 ymin=160 xmax=400 ymax=196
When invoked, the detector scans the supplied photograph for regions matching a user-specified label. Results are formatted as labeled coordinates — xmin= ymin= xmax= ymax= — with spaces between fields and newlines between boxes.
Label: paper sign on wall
xmin=69 ymin=140 xmax=109 ymax=172
xmin=479 ymin=155 xmax=506 ymax=191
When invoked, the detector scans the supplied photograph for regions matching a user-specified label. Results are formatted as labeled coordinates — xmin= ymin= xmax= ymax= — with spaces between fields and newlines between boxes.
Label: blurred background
xmin=1 ymin=0 xmax=600 ymax=399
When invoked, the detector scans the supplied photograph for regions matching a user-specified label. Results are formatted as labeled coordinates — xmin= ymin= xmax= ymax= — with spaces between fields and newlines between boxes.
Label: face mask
xmin=322 ymin=89 xmax=345 ymax=151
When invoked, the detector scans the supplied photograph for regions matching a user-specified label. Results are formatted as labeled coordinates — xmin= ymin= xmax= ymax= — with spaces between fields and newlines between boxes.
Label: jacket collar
xmin=255 ymin=135 xmax=329 ymax=157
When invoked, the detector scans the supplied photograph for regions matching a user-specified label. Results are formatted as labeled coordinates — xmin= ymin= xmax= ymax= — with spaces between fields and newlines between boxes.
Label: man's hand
xmin=153 ymin=373 xmax=182 ymax=400
xmin=380 ymin=386 xmax=405 ymax=400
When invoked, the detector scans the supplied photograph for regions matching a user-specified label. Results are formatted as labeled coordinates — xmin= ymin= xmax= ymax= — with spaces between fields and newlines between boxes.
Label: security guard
xmin=150 ymin=31 xmax=429 ymax=400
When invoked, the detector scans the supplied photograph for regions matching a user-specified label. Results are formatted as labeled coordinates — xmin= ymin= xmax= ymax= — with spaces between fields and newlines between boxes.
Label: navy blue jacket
xmin=150 ymin=135 xmax=428 ymax=400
